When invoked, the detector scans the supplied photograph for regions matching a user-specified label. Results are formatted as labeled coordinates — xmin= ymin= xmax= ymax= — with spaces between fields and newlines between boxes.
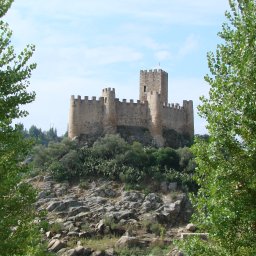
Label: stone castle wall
xmin=116 ymin=99 xmax=148 ymax=127
xmin=68 ymin=95 xmax=104 ymax=139
xmin=68 ymin=69 xmax=194 ymax=147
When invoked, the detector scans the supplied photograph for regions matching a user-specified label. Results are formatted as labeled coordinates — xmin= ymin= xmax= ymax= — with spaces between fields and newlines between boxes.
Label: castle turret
xmin=140 ymin=69 xmax=168 ymax=105
xmin=102 ymin=88 xmax=117 ymax=134
xmin=183 ymin=100 xmax=194 ymax=138
xmin=68 ymin=95 xmax=80 ymax=138
xmin=147 ymin=91 xmax=164 ymax=146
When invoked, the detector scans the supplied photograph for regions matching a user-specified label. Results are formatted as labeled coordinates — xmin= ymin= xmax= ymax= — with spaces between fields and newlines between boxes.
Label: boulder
xmin=47 ymin=201 xmax=62 ymax=211
xmin=156 ymin=200 xmax=181 ymax=224
xmin=121 ymin=191 xmax=144 ymax=203
xmin=48 ymin=239 xmax=66 ymax=252
xmin=105 ymin=248 xmax=116 ymax=256
xmin=115 ymin=234 xmax=140 ymax=248
xmin=74 ymin=245 xmax=85 ymax=255
xmin=186 ymin=223 xmax=196 ymax=232
xmin=61 ymin=249 xmax=76 ymax=256
xmin=68 ymin=206 xmax=90 ymax=217
xmin=95 ymin=219 xmax=105 ymax=234
xmin=142 ymin=193 xmax=163 ymax=212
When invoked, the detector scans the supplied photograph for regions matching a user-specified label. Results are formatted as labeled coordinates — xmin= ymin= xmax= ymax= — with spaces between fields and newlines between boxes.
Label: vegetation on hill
xmin=29 ymin=133 xmax=197 ymax=192
xmin=178 ymin=0 xmax=256 ymax=255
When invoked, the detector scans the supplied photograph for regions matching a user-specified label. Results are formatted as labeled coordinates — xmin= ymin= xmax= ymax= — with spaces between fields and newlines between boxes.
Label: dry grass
xmin=68 ymin=236 xmax=120 ymax=251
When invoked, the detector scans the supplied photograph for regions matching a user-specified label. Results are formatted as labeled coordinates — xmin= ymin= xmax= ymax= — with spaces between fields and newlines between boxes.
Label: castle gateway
xmin=68 ymin=69 xmax=194 ymax=147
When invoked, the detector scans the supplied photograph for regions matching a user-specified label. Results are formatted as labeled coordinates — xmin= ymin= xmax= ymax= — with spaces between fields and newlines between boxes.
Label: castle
xmin=68 ymin=69 xmax=194 ymax=147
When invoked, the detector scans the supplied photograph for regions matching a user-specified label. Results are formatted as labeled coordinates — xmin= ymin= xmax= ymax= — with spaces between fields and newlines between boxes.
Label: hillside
xmin=29 ymin=174 xmax=195 ymax=256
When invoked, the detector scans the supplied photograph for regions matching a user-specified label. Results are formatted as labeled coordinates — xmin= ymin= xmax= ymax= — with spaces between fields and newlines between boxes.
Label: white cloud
xmin=178 ymin=34 xmax=199 ymax=59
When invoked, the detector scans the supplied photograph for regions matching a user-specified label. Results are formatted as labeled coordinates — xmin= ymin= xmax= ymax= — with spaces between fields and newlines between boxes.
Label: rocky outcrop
xmin=30 ymin=175 xmax=192 ymax=255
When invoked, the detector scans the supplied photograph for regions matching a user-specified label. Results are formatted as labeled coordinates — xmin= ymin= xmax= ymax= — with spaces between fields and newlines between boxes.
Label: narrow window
xmin=144 ymin=86 xmax=146 ymax=92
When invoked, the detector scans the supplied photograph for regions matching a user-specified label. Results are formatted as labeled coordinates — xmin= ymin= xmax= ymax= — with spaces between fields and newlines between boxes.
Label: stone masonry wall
xmin=68 ymin=96 xmax=104 ymax=138
xmin=116 ymin=99 xmax=149 ymax=127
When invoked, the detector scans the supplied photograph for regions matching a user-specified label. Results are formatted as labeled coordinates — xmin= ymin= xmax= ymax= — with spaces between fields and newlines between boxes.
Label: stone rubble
xmin=30 ymin=175 xmax=194 ymax=255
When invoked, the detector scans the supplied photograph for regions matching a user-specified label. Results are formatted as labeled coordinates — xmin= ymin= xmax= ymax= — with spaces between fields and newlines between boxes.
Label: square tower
xmin=139 ymin=69 xmax=168 ymax=105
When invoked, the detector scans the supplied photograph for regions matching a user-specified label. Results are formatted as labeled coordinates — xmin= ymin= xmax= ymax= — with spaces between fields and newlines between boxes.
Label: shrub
xmin=92 ymin=134 xmax=129 ymax=159
xmin=153 ymin=147 xmax=180 ymax=170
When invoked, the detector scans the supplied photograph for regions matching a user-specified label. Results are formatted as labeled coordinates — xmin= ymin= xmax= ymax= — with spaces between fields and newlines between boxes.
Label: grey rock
xmin=61 ymin=249 xmax=76 ymax=256
xmin=95 ymin=219 xmax=105 ymax=234
xmin=74 ymin=245 xmax=85 ymax=255
xmin=54 ymin=199 xmax=83 ymax=212
xmin=122 ymin=191 xmax=144 ymax=203
xmin=115 ymin=235 xmax=140 ymax=248
xmin=105 ymin=248 xmax=116 ymax=256
xmin=106 ymin=210 xmax=135 ymax=221
xmin=144 ymin=193 xmax=163 ymax=203
xmin=56 ymin=248 xmax=69 ymax=255
xmin=156 ymin=201 xmax=181 ymax=224
xmin=47 ymin=201 xmax=62 ymax=211
xmin=186 ymin=223 xmax=196 ymax=232
xmin=48 ymin=239 xmax=66 ymax=252
xmin=68 ymin=206 xmax=90 ymax=217
xmin=46 ymin=231 xmax=53 ymax=238
xmin=67 ymin=231 xmax=79 ymax=237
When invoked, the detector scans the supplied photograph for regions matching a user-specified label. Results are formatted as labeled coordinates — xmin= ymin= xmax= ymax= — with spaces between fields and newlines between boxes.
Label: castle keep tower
xmin=68 ymin=69 xmax=194 ymax=147
xmin=140 ymin=69 xmax=168 ymax=105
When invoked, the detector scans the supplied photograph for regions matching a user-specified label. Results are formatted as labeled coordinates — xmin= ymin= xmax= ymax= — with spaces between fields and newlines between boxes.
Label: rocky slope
xmin=29 ymin=175 xmax=194 ymax=256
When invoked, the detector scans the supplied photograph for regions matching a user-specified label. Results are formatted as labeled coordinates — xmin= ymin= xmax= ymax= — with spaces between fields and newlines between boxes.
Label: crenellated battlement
xmin=70 ymin=95 xmax=104 ymax=103
xmin=162 ymin=102 xmax=186 ymax=110
xmin=102 ymin=87 xmax=115 ymax=93
xmin=68 ymin=69 xmax=194 ymax=146
xmin=140 ymin=69 xmax=167 ymax=75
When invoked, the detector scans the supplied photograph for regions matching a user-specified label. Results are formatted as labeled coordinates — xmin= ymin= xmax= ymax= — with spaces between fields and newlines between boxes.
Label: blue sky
xmin=4 ymin=0 xmax=230 ymax=135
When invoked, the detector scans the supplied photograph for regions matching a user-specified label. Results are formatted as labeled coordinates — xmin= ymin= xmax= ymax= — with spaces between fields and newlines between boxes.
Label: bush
xmin=92 ymin=134 xmax=129 ymax=159
xmin=119 ymin=166 xmax=145 ymax=184
xmin=176 ymin=147 xmax=195 ymax=173
xmin=153 ymin=147 xmax=180 ymax=170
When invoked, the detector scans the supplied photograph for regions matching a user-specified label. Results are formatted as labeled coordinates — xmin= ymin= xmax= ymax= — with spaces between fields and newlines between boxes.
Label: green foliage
xmin=0 ymin=1 xmax=48 ymax=254
xmin=122 ymin=141 xmax=150 ymax=169
xmin=32 ymin=138 xmax=78 ymax=170
xmin=153 ymin=147 xmax=179 ymax=170
xmin=92 ymin=134 xmax=129 ymax=159
xmin=176 ymin=147 xmax=195 ymax=173
xmin=49 ymin=222 xmax=64 ymax=234
xmin=32 ymin=134 xmax=196 ymax=191
xmin=178 ymin=1 xmax=256 ymax=255
xmin=28 ymin=125 xmax=59 ymax=145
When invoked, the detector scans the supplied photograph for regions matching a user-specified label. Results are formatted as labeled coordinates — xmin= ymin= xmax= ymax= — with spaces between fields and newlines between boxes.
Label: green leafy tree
xmin=0 ymin=1 xmax=46 ymax=254
xmin=178 ymin=1 xmax=256 ymax=255
xmin=153 ymin=147 xmax=180 ymax=170
xmin=92 ymin=134 xmax=129 ymax=159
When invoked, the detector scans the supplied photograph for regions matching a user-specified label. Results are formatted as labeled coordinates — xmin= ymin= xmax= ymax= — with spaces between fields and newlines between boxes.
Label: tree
xmin=0 ymin=1 xmax=45 ymax=255
xmin=178 ymin=1 xmax=256 ymax=255
xmin=153 ymin=147 xmax=180 ymax=170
